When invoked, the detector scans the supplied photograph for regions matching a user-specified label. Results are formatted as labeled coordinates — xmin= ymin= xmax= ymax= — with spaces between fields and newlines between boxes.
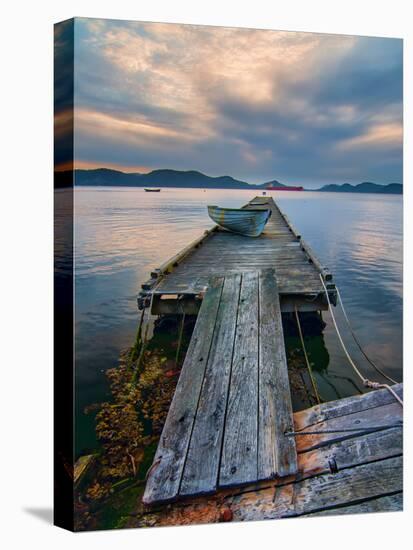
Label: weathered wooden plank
xmin=150 ymin=429 xmax=403 ymax=524
xmin=294 ymin=383 xmax=403 ymax=430
xmin=209 ymin=233 xmax=295 ymax=241
xmin=191 ymin=259 xmax=307 ymax=266
xmin=270 ymin=204 xmax=302 ymax=240
xmin=152 ymin=293 xmax=328 ymax=316
xmin=187 ymin=262 xmax=321 ymax=271
xmin=157 ymin=282 xmax=323 ymax=294
xmin=194 ymin=244 xmax=302 ymax=251
xmin=173 ymin=238 xmax=301 ymax=251
xmin=220 ymin=272 xmax=259 ymax=487
xmin=295 ymin=401 xmax=402 ymax=453
xmin=157 ymin=253 xmax=319 ymax=265
xmin=179 ymin=255 xmax=302 ymax=263
xmin=156 ymin=267 xmax=323 ymax=281
xmin=141 ymin=386 xmax=403 ymax=525
xmin=143 ymin=277 xmax=224 ymax=504
xmin=155 ymin=280 xmax=324 ymax=297
xmin=299 ymin=427 xmax=402 ymax=477
xmin=157 ymin=278 xmax=322 ymax=290
xmin=304 ymin=493 xmax=403 ymax=516
xmin=156 ymin=226 xmax=217 ymax=275
xmin=258 ymin=269 xmax=297 ymax=479
xmin=190 ymin=251 xmax=307 ymax=259
xmin=180 ymin=275 xmax=241 ymax=496
xmin=202 ymin=237 xmax=294 ymax=245
xmin=230 ymin=456 xmax=403 ymax=521
xmin=159 ymin=267 xmax=323 ymax=278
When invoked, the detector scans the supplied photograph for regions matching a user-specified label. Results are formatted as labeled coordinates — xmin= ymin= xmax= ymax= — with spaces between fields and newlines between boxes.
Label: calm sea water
xmin=72 ymin=187 xmax=403 ymax=455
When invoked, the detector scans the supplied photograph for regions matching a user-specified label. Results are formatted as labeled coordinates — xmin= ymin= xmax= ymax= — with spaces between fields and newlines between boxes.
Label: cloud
xmin=337 ymin=122 xmax=402 ymax=151
xmin=54 ymin=19 xmax=74 ymax=168
xmin=72 ymin=18 xmax=403 ymax=185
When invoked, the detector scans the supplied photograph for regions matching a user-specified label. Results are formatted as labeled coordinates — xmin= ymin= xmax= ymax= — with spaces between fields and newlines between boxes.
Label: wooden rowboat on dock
xmin=207 ymin=205 xmax=271 ymax=237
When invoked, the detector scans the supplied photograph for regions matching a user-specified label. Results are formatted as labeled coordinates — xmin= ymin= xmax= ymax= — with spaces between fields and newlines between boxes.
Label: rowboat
xmin=207 ymin=205 xmax=271 ymax=237
xmin=144 ymin=188 xmax=161 ymax=192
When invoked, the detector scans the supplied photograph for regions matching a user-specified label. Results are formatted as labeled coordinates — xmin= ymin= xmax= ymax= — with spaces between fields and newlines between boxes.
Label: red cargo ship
xmin=266 ymin=185 xmax=304 ymax=191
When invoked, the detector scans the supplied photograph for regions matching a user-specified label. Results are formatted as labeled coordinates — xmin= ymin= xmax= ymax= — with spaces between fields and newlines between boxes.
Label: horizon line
xmin=54 ymin=165 xmax=402 ymax=186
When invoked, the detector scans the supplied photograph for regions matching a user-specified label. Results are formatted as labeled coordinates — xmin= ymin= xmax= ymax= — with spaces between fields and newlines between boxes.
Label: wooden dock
xmin=138 ymin=196 xmax=336 ymax=315
xmin=138 ymin=195 xmax=402 ymax=515
xmin=143 ymin=269 xmax=297 ymax=505
xmin=138 ymin=384 xmax=403 ymax=525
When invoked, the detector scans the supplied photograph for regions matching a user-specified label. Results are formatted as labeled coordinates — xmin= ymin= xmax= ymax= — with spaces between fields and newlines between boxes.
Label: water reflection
xmin=276 ymin=191 xmax=402 ymax=386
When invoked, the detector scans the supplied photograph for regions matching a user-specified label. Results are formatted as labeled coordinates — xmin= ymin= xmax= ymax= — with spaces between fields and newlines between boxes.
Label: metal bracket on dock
xmin=137 ymin=290 xmax=152 ymax=310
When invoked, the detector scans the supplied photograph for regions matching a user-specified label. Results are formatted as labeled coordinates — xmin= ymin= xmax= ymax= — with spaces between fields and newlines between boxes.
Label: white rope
xmin=336 ymin=287 xmax=398 ymax=384
xmin=319 ymin=275 xmax=403 ymax=407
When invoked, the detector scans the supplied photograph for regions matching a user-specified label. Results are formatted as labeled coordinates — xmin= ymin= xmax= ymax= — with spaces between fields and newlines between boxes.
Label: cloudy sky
xmin=72 ymin=18 xmax=402 ymax=187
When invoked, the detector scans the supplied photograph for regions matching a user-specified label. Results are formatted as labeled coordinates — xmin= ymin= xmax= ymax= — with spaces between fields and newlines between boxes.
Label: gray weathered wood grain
xmin=300 ymin=426 xmax=402 ymax=476
xmin=143 ymin=277 xmax=224 ymax=504
xmin=304 ymin=493 xmax=403 ymax=516
xmin=179 ymin=275 xmax=241 ymax=496
xmin=220 ymin=272 xmax=259 ymax=487
xmin=230 ymin=455 xmax=403 ymax=521
xmin=258 ymin=269 xmax=297 ymax=479
xmin=295 ymin=401 xmax=402 ymax=453
xmin=294 ymin=383 xmax=403 ymax=431
xmin=142 ymin=383 xmax=403 ymax=521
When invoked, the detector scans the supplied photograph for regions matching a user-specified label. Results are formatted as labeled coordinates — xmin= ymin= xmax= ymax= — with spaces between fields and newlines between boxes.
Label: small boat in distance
xmin=207 ymin=205 xmax=271 ymax=237
xmin=144 ymin=188 xmax=161 ymax=192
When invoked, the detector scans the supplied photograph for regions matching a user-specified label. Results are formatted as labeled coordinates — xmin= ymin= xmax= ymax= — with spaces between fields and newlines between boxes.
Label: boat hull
xmin=207 ymin=205 xmax=271 ymax=237
xmin=144 ymin=188 xmax=161 ymax=192
xmin=267 ymin=186 xmax=303 ymax=191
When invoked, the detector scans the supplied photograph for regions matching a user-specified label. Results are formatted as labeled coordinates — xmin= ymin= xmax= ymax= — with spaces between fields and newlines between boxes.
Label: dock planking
xmin=138 ymin=384 xmax=403 ymax=526
xmin=258 ymin=270 xmax=297 ymax=478
xmin=220 ymin=271 xmax=260 ymax=487
xmin=136 ymin=195 xmax=402 ymax=520
xmin=180 ymin=274 xmax=241 ymax=496
xmin=139 ymin=196 xmax=336 ymax=314
xmin=143 ymin=269 xmax=297 ymax=505
xmin=142 ymin=277 xmax=224 ymax=505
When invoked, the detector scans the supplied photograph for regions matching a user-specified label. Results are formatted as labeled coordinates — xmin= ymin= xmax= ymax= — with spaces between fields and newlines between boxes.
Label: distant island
xmin=54 ymin=168 xmax=402 ymax=194
xmin=73 ymin=168 xmax=255 ymax=189
xmin=315 ymin=182 xmax=402 ymax=194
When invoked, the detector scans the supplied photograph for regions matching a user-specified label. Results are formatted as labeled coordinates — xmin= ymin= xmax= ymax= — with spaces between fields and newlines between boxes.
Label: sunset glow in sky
xmin=71 ymin=18 xmax=402 ymax=186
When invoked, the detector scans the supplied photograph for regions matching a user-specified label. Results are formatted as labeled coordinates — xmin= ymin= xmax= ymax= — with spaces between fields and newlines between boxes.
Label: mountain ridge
xmin=54 ymin=168 xmax=402 ymax=194
xmin=316 ymin=181 xmax=402 ymax=194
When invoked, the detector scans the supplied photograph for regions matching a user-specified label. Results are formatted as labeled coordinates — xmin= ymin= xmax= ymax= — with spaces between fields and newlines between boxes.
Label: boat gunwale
xmin=208 ymin=205 xmax=271 ymax=213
